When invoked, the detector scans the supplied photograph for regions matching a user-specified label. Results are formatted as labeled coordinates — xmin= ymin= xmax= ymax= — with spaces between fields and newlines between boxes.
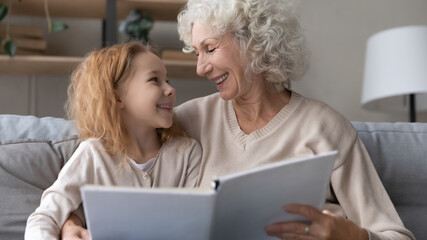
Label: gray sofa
xmin=0 ymin=114 xmax=426 ymax=239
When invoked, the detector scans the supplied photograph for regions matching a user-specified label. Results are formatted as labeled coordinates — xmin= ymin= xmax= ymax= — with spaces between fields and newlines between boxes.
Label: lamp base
xmin=409 ymin=94 xmax=416 ymax=122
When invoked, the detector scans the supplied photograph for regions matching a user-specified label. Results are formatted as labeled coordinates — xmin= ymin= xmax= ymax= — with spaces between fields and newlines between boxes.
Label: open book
xmin=80 ymin=151 xmax=337 ymax=240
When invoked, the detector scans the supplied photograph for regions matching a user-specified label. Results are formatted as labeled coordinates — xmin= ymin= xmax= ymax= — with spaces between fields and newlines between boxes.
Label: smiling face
xmin=192 ymin=21 xmax=254 ymax=101
xmin=117 ymin=52 xmax=176 ymax=131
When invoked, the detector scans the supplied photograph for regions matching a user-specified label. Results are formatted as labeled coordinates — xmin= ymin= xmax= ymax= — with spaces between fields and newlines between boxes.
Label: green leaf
xmin=126 ymin=22 xmax=139 ymax=33
xmin=5 ymin=40 xmax=17 ymax=57
xmin=139 ymin=20 xmax=153 ymax=31
xmin=51 ymin=21 xmax=69 ymax=32
xmin=0 ymin=4 xmax=8 ymax=21
xmin=138 ymin=11 xmax=152 ymax=21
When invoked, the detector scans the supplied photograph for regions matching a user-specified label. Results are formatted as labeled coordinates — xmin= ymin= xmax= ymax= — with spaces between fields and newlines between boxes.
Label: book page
xmin=212 ymin=151 xmax=337 ymax=240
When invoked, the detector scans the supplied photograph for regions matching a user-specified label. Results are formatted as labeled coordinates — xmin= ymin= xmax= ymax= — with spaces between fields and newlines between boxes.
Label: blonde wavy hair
xmin=178 ymin=0 xmax=309 ymax=91
xmin=66 ymin=42 xmax=187 ymax=161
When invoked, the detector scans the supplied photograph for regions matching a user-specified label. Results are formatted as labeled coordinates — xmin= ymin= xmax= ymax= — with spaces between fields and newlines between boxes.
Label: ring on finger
xmin=304 ymin=223 xmax=310 ymax=235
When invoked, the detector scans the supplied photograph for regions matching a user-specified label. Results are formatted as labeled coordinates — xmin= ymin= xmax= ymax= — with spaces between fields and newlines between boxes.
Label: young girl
xmin=25 ymin=42 xmax=202 ymax=239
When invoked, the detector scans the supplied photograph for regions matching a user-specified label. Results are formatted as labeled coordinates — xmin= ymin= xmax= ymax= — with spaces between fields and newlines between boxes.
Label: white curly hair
xmin=177 ymin=0 xmax=309 ymax=91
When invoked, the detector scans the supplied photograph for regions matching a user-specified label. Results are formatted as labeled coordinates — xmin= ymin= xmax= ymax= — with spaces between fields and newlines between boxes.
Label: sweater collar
xmin=225 ymin=91 xmax=303 ymax=148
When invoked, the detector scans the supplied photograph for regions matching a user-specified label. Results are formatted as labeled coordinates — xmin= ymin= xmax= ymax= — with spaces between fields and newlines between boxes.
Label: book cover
xmin=81 ymin=151 xmax=337 ymax=240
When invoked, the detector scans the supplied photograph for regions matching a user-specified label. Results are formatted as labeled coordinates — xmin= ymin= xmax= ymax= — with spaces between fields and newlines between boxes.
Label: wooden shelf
xmin=0 ymin=55 xmax=81 ymax=75
xmin=0 ymin=55 xmax=201 ymax=79
xmin=163 ymin=59 xmax=201 ymax=79
xmin=4 ymin=0 xmax=187 ymax=21
xmin=0 ymin=0 xmax=200 ymax=78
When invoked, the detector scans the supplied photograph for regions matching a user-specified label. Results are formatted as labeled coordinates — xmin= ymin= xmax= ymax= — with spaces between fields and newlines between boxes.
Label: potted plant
xmin=119 ymin=10 xmax=153 ymax=44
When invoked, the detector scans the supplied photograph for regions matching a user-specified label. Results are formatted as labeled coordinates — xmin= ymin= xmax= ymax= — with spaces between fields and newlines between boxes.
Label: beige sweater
xmin=175 ymin=92 xmax=415 ymax=240
xmin=25 ymin=137 xmax=201 ymax=240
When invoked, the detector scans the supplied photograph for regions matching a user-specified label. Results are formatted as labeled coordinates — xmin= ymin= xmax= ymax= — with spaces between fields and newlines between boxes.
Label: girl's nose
xmin=164 ymin=84 xmax=175 ymax=96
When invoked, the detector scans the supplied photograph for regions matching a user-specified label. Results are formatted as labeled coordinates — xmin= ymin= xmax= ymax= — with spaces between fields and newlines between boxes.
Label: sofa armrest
xmin=0 ymin=115 xmax=80 ymax=240
xmin=353 ymin=121 xmax=427 ymax=240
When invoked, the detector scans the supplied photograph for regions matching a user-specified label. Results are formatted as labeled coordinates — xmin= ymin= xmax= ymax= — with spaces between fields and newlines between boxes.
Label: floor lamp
xmin=361 ymin=26 xmax=427 ymax=122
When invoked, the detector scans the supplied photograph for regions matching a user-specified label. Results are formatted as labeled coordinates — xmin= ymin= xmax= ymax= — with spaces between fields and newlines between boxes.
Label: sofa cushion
xmin=353 ymin=121 xmax=427 ymax=240
xmin=0 ymin=115 xmax=79 ymax=240
xmin=0 ymin=114 xmax=78 ymax=141
xmin=1 ymin=115 xmax=425 ymax=239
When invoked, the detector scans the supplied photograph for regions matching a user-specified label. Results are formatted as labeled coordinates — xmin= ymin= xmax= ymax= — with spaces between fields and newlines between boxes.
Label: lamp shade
xmin=361 ymin=25 xmax=427 ymax=112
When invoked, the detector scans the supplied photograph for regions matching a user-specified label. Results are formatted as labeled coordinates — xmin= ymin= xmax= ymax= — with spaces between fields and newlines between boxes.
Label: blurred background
xmin=0 ymin=0 xmax=426 ymax=122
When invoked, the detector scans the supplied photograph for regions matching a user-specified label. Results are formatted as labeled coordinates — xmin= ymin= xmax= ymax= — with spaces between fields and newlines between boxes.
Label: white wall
xmin=1 ymin=1 xmax=427 ymax=122
xmin=0 ymin=17 xmax=105 ymax=118
xmin=294 ymin=0 xmax=427 ymax=122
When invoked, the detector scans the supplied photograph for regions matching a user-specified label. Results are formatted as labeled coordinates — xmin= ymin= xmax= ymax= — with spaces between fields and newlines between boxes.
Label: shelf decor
xmin=0 ymin=0 xmax=68 ymax=56
xmin=119 ymin=9 xmax=153 ymax=44
xmin=0 ymin=0 xmax=201 ymax=79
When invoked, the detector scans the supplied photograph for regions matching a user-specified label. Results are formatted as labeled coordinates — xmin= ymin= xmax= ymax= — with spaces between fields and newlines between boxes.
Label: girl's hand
xmin=265 ymin=204 xmax=369 ymax=240
xmin=61 ymin=213 xmax=90 ymax=240
xmin=61 ymin=225 xmax=89 ymax=240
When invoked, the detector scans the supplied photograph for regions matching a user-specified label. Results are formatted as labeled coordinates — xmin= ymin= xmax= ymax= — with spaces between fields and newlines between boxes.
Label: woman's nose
xmin=196 ymin=54 xmax=213 ymax=76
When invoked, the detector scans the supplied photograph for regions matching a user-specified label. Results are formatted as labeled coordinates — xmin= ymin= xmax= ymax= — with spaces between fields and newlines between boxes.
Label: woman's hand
xmin=265 ymin=204 xmax=369 ymax=240
xmin=61 ymin=213 xmax=90 ymax=240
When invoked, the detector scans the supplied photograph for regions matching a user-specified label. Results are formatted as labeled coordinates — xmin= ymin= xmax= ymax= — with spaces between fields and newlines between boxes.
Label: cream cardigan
xmin=176 ymin=91 xmax=415 ymax=240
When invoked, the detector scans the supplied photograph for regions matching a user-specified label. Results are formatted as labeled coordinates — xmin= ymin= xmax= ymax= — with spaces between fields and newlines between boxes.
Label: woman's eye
xmin=207 ymin=48 xmax=216 ymax=53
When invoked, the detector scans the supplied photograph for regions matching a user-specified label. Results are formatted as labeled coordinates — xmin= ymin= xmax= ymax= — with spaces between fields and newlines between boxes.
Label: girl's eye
xmin=149 ymin=77 xmax=158 ymax=82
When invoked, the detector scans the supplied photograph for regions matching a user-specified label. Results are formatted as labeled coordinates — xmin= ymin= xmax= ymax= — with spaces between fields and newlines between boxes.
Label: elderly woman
xmin=62 ymin=0 xmax=414 ymax=239
xmin=174 ymin=0 xmax=414 ymax=239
